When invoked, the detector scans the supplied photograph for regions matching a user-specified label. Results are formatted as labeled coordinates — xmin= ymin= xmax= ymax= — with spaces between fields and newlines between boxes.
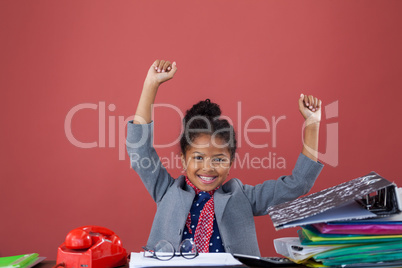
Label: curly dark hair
xmin=180 ymin=99 xmax=237 ymax=161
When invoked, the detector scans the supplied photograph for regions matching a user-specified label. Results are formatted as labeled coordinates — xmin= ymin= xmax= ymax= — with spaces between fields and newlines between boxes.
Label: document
xmin=273 ymin=237 xmax=348 ymax=263
xmin=129 ymin=252 xmax=243 ymax=267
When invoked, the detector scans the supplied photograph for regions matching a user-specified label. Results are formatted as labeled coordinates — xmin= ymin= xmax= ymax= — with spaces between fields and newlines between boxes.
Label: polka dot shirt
xmin=182 ymin=191 xmax=225 ymax=253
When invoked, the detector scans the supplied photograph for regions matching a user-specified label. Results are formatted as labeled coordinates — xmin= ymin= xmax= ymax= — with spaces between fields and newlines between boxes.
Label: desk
xmin=35 ymin=260 xmax=305 ymax=268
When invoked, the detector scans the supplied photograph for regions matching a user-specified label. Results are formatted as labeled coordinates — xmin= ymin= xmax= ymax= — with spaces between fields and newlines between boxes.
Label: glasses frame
xmin=142 ymin=239 xmax=199 ymax=261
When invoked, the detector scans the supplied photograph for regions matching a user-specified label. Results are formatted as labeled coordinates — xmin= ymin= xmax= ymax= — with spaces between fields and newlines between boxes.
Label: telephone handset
xmin=57 ymin=226 xmax=127 ymax=268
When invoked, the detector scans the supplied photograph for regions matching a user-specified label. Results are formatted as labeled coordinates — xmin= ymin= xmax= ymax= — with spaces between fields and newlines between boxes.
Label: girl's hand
xmin=299 ymin=94 xmax=322 ymax=123
xmin=145 ymin=59 xmax=177 ymax=86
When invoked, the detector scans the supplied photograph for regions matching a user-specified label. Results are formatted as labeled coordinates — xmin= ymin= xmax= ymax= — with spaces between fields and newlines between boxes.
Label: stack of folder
xmin=268 ymin=172 xmax=402 ymax=267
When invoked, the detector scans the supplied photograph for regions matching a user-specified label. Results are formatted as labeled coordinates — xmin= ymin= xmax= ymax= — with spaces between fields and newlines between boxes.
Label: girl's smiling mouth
xmin=197 ymin=175 xmax=218 ymax=184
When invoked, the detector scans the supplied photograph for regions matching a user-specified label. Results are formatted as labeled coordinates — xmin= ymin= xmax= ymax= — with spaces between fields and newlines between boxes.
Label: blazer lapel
xmin=214 ymin=189 xmax=232 ymax=223
xmin=178 ymin=179 xmax=196 ymax=222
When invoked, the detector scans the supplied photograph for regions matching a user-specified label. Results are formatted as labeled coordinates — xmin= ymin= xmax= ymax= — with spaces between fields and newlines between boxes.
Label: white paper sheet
xmin=129 ymin=252 xmax=243 ymax=267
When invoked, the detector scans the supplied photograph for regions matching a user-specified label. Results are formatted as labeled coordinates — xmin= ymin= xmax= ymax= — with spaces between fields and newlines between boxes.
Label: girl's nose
xmin=202 ymin=158 xmax=214 ymax=171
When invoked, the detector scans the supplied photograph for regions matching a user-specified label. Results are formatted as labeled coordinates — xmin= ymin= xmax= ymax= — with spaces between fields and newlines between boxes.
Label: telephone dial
xmin=57 ymin=226 xmax=127 ymax=268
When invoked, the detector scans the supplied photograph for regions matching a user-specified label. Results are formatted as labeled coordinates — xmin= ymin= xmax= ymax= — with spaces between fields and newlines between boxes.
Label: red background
xmin=1 ymin=0 xmax=402 ymax=259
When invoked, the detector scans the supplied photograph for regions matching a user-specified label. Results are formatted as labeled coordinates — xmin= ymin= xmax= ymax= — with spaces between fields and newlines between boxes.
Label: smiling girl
xmin=126 ymin=59 xmax=324 ymax=256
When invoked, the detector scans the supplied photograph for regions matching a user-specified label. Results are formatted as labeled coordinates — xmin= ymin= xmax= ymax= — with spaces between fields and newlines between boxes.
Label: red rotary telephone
xmin=57 ymin=226 xmax=127 ymax=268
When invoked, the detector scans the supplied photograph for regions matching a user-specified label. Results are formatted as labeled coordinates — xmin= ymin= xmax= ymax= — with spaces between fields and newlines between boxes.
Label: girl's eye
xmin=213 ymin=158 xmax=230 ymax=164
xmin=194 ymin=156 xmax=203 ymax=161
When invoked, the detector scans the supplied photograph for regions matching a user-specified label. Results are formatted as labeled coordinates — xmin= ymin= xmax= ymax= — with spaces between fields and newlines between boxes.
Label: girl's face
xmin=181 ymin=133 xmax=232 ymax=192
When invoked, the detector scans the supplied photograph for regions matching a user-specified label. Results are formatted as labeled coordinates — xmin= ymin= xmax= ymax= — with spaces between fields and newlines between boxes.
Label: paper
xmin=273 ymin=237 xmax=347 ymax=263
xmin=129 ymin=252 xmax=243 ymax=267
xmin=346 ymin=212 xmax=402 ymax=223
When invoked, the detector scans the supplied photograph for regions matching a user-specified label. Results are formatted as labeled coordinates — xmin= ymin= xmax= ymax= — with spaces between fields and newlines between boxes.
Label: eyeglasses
xmin=142 ymin=239 xmax=198 ymax=261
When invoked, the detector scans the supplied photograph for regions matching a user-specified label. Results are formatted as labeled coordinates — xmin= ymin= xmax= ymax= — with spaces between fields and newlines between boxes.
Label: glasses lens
xmin=180 ymin=239 xmax=198 ymax=259
xmin=154 ymin=240 xmax=174 ymax=260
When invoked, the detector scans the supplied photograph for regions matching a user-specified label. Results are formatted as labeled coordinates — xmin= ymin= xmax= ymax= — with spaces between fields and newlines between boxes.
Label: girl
xmin=126 ymin=59 xmax=323 ymax=256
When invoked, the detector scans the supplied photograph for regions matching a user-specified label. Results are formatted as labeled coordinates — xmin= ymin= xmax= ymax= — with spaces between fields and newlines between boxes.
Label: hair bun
xmin=184 ymin=99 xmax=221 ymax=121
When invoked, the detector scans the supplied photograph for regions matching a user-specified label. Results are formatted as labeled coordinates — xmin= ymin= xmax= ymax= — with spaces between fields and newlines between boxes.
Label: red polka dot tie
xmin=185 ymin=177 xmax=219 ymax=253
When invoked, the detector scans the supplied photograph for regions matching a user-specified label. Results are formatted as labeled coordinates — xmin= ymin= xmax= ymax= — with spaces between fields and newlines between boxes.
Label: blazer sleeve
xmin=126 ymin=120 xmax=175 ymax=203
xmin=241 ymin=153 xmax=324 ymax=216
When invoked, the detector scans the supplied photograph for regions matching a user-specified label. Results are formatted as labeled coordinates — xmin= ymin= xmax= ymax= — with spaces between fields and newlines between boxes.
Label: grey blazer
xmin=126 ymin=121 xmax=323 ymax=256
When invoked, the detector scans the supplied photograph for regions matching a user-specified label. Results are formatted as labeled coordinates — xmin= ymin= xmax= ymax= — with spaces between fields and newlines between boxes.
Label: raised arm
xmin=240 ymin=95 xmax=324 ymax=215
xmin=298 ymin=94 xmax=321 ymax=162
xmin=134 ymin=60 xmax=177 ymax=124
xmin=127 ymin=60 xmax=178 ymax=202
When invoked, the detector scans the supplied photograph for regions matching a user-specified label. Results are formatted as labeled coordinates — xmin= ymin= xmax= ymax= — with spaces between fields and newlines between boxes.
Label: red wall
xmin=1 ymin=0 xmax=402 ymax=259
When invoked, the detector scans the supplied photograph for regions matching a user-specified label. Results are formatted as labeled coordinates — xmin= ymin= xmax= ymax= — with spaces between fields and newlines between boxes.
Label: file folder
xmin=267 ymin=172 xmax=401 ymax=230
